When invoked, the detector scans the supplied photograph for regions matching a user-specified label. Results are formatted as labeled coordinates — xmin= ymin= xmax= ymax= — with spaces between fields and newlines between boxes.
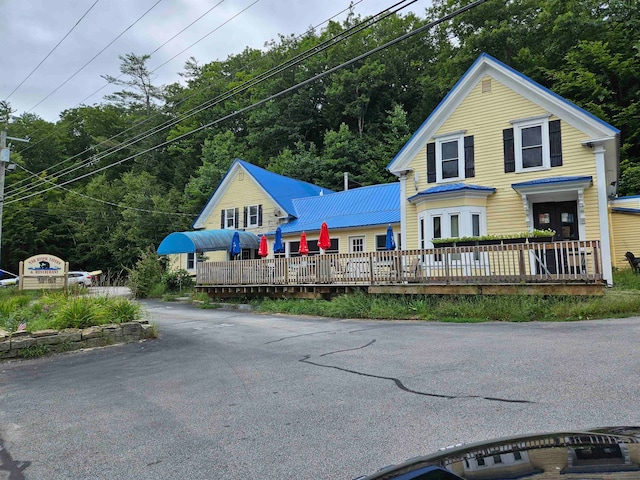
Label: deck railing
xmin=196 ymin=240 xmax=602 ymax=286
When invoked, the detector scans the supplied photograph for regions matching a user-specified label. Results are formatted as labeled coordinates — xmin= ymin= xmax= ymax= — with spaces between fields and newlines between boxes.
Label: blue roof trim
xmin=482 ymin=53 xmax=620 ymax=135
xmin=615 ymin=195 xmax=640 ymax=200
xmin=387 ymin=53 xmax=619 ymax=172
xmin=276 ymin=183 xmax=400 ymax=234
xmin=408 ymin=183 xmax=495 ymax=201
xmin=512 ymin=176 xmax=593 ymax=188
xmin=157 ymin=230 xmax=260 ymax=254
xmin=611 ymin=207 xmax=640 ymax=215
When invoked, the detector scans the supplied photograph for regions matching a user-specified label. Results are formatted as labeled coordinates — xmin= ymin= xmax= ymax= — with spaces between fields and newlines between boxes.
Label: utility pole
xmin=0 ymin=128 xmax=29 ymax=268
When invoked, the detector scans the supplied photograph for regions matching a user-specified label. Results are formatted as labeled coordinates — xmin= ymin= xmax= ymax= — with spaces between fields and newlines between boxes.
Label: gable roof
xmin=277 ymin=183 xmax=400 ymax=234
xmin=193 ymin=159 xmax=331 ymax=229
xmin=387 ymin=53 xmax=620 ymax=175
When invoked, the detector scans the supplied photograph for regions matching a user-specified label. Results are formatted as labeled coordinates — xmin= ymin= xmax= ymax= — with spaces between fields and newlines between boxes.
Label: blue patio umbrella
xmin=229 ymin=231 xmax=241 ymax=258
xmin=385 ymin=224 xmax=396 ymax=250
xmin=273 ymin=227 xmax=285 ymax=254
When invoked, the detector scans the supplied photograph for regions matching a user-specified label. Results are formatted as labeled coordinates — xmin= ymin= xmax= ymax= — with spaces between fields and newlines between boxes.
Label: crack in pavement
xmin=299 ymin=342 xmax=534 ymax=404
xmin=320 ymin=339 xmax=376 ymax=357
xmin=0 ymin=438 xmax=30 ymax=479
xmin=265 ymin=330 xmax=337 ymax=344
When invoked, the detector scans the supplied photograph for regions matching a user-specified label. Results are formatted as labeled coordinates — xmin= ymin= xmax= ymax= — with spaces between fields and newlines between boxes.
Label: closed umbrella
xmin=318 ymin=221 xmax=331 ymax=253
xmin=229 ymin=231 xmax=241 ymax=258
xmin=298 ymin=231 xmax=309 ymax=255
xmin=385 ymin=224 xmax=396 ymax=250
xmin=258 ymin=234 xmax=269 ymax=258
xmin=273 ymin=227 xmax=285 ymax=254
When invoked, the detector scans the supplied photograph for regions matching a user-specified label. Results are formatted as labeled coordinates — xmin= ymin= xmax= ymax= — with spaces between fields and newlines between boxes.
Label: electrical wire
xmin=25 ymin=0 xmax=164 ymax=113
xmin=5 ymin=0 xmax=488 ymax=206
xmin=3 ymin=0 xmax=101 ymax=102
xmin=5 ymin=0 xmax=389 ymax=199
xmin=11 ymin=163 xmax=194 ymax=216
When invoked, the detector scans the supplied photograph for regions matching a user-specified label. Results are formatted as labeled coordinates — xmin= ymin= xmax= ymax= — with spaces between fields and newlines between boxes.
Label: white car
xmin=0 ymin=270 xmax=18 ymax=287
xmin=68 ymin=271 xmax=92 ymax=287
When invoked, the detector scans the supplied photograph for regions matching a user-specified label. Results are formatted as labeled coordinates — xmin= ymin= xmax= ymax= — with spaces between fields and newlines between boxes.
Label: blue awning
xmin=157 ymin=230 xmax=260 ymax=254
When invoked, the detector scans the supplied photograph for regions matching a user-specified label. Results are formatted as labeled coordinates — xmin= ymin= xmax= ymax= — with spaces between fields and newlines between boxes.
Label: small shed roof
xmin=157 ymin=230 xmax=260 ymax=254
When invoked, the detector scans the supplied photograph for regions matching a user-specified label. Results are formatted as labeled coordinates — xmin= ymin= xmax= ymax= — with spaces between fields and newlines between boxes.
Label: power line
xmin=5 ymin=0 xmax=488 ymax=206
xmin=26 ymin=0 xmax=164 ymax=113
xmin=3 ymin=0 xmax=101 ymax=102
xmin=5 ymin=0 xmax=381 ymax=199
xmin=12 ymin=163 xmax=194 ymax=216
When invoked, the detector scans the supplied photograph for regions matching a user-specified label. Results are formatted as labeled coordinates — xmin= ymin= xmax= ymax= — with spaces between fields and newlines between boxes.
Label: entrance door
xmin=533 ymin=201 xmax=578 ymax=241
xmin=532 ymin=201 xmax=578 ymax=274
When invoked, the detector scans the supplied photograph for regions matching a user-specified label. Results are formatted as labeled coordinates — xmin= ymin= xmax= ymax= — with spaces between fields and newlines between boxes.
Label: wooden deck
xmin=196 ymin=240 xmax=604 ymax=299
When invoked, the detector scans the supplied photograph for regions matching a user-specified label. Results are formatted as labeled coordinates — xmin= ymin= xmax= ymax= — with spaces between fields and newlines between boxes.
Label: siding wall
xmin=404 ymin=75 xmax=601 ymax=249
xmin=611 ymin=211 xmax=640 ymax=269
xmin=281 ymin=224 xmax=401 ymax=255
xmin=202 ymin=169 xmax=282 ymax=233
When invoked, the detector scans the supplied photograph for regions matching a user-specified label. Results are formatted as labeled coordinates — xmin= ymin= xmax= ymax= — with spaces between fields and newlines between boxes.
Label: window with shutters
xmin=435 ymin=133 xmax=465 ymax=182
xmin=512 ymin=117 xmax=555 ymax=173
xmin=248 ymin=205 xmax=259 ymax=227
xmin=224 ymin=208 xmax=236 ymax=228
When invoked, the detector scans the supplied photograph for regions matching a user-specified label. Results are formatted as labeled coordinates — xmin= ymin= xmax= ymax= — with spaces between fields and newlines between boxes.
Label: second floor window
xmin=248 ymin=205 xmax=259 ymax=227
xmin=224 ymin=208 xmax=237 ymax=229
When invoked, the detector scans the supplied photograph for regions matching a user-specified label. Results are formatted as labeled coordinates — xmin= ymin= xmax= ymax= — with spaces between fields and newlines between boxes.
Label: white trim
xmin=193 ymin=161 xmax=289 ymax=229
xmin=348 ymin=235 xmax=366 ymax=253
xmin=388 ymin=54 xmax=619 ymax=176
xmin=435 ymin=133 xmax=465 ymax=182
xmin=594 ymin=145 xmax=613 ymax=286
xmin=509 ymin=112 xmax=551 ymax=124
xmin=399 ymin=174 xmax=408 ymax=251
xmin=432 ymin=129 xmax=466 ymax=139
xmin=247 ymin=204 xmax=260 ymax=228
xmin=410 ymin=188 xmax=494 ymax=205
xmin=513 ymin=118 xmax=550 ymax=173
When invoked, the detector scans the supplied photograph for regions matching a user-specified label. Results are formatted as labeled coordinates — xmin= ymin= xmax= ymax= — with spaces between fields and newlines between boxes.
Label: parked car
xmin=0 ymin=269 xmax=18 ymax=287
xmin=67 ymin=271 xmax=92 ymax=287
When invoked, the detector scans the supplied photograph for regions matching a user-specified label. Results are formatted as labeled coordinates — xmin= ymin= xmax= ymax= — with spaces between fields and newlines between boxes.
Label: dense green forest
xmin=1 ymin=0 xmax=638 ymax=274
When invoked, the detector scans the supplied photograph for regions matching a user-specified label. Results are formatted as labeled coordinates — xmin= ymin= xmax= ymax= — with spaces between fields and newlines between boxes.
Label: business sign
xmin=20 ymin=254 xmax=68 ymax=290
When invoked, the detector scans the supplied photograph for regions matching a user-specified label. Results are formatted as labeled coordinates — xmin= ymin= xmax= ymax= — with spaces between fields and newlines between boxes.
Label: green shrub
xmin=162 ymin=269 xmax=195 ymax=293
xmin=127 ymin=247 xmax=164 ymax=298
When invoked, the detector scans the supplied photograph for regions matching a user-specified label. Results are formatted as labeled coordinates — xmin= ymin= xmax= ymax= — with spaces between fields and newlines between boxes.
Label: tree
xmin=102 ymin=53 xmax=165 ymax=115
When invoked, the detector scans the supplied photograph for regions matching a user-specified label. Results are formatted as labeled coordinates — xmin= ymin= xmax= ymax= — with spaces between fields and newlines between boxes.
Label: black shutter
xmin=243 ymin=207 xmax=247 ymax=228
xmin=549 ymin=120 xmax=562 ymax=167
xmin=234 ymin=208 xmax=239 ymax=229
xmin=220 ymin=210 xmax=224 ymax=229
xmin=464 ymin=135 xmax=475 ymax=178
xmin=503 ymin=128 xmax=515 ymax=173
xmin=426 ymin=142 xmax=436 ymax=183
xmin=258 ymin=205 xmax=263 ymax=226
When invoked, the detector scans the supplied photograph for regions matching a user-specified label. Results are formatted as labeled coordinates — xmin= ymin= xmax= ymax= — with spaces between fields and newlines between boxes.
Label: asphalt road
xmin=1 ymin=300 xmax=639 ymax=479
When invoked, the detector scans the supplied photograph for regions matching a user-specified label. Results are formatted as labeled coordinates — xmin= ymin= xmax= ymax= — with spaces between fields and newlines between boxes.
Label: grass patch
xmin=256 ymin=282 xmax=640 ymax=323
xmin=0 ymin=289 xmax=143 ymax=333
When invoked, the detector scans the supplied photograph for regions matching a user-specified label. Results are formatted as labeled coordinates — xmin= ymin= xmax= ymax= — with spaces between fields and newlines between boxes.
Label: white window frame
xmin=513 ymin=117 xmax=550 ymax=173
xmin=435 ymin=133 xmax=465 ymax=183
xmin=247 ymin=205 xmax=259 ymax=227
xmin=186 ymin=252 xmax=195 ymax=270
xmin=224 ymin=208 xmax=235 ymax=229
xmin=349 ymin=235 xmax=366 ymax=253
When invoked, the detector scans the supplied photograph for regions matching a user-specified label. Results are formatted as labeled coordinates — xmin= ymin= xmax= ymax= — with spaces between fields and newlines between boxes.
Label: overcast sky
xmin=0 ymin=0 xmax=429 ymax=123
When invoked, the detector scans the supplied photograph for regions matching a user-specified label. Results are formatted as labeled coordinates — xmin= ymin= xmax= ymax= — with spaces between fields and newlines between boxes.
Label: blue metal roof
xmin=237 ymin=160 xmax=332 ymax=215
xmin=612 ymin=207 xmax=640 ymax=215
xmin=512 ymin=176 xmax=593 ymax=188
xmin=157 ymin=229 xmax=260 ymax=254
xmin=277 ymin=183 xmax=400 ymax=234
xmin=408 ymin=183 xmax=495 ymax=201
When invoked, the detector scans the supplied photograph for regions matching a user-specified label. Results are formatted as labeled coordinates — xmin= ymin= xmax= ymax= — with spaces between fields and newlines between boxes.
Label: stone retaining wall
xmin=0 ymin=321 xmax=155 ymax=360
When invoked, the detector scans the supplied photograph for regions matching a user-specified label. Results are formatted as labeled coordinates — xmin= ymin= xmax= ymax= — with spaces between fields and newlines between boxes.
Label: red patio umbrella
xmin=258 ymin=234 xmax=269 ymax=258
xmin=298 ymin=231 xmax=309 ymax=255
xmin=318 ymin=221 xmax=331 ymax=252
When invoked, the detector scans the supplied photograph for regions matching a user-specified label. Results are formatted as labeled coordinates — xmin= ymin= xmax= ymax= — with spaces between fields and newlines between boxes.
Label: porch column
xmin=594 ymin=145 xmax=613 ymax=286
xmin=399 ymin=173 xmax=407 ymax=250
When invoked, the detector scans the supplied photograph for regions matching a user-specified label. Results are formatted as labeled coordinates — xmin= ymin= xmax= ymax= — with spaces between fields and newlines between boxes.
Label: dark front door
xmin=533 ymin=201 xmax=578 ymax=241
xmin=532 ymin=201 xmax=579 ymax=274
